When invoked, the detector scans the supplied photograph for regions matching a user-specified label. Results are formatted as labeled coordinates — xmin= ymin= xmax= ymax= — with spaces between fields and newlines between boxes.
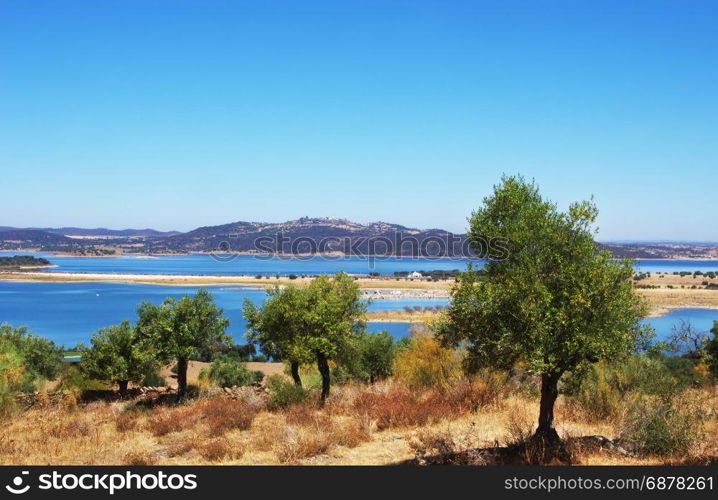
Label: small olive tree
xmin=244 ymin=285 xmax=313 ymax=387
xmin=81 ymin=320 xmax=156 ymax=394
xmin=437 ymin=175 xmax=650 ymax=444
xmin=303 ymin=273 xmax=367 ymax=402
xmin=136 ymin=289 xmax=231 ymax=397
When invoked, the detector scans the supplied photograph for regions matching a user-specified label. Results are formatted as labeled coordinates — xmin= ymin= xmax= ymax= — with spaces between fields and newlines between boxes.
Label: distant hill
xmin=0 ymin=226 xmax=180 ymax=237
xmin=153 ymin=217 xmax=472 ymax=257
xmin=1 ymin=219 xmax=716 ymax=260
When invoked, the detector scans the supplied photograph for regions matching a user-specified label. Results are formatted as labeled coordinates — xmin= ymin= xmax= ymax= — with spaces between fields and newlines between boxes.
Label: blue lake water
xmin=0 ymin=281 xmax=445 ymax=347
xmin=1 ymin=252 xmax=477 ymax=276
xmin=632 ymin=260 xmax=718 ymax=274
xmin=1 ymin=281 xmax=715 ymax=349
xmin=642 ymin=308 xmax=718 ymax=341
xmin=3 ymin=252 xmax=717 ymax=275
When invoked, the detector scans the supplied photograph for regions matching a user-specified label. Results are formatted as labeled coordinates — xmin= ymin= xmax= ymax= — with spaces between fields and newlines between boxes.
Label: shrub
xmin=393 ymin=330 xmax=461 ymax=388
xmin=198 ymin=437 xmax=240 ymax=461
xmin=141 ymin=369 xmax=166 ymax=387
xmin=0 ymin=324 xmax=63 ymax=383
xmin=199 ymin=398 xmax=258 ymax=434
xmin=0 ymin=339 xmax=25 ymax=418
xmin=147 ymin=407 xmax=198 ymax=436
xmin=56 ymin=364 xmax=110 ymax=393
xmin=562 ymin=354 xmax=690 ymax=420
xmin=266 ymin=375 xmax=309 ymax=410
xmin=351 ymin=386 xmax=442 ymax=429
xmin=199 ymin=353 xmax=263 ymax=388
xmin=115 ymin=410 xmax=141 ymax=432
xmin=621 ymin=395 xmax=704 ymax=456
xmin=123 ymin=451 xmax=158 ymax=465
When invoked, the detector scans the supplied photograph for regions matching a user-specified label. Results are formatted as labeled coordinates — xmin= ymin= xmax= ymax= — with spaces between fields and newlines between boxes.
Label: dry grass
xmin=0 ymin=380 xmax=715 ymax=465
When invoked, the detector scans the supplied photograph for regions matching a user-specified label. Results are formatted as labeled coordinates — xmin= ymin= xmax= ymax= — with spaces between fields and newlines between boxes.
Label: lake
xmin=1 ymin=281 xmax=715 ymax=349
xmin=0 ymin=281 xmax=446 ymax=347
xmin=3 ymin=252 xmax=718 ymax=276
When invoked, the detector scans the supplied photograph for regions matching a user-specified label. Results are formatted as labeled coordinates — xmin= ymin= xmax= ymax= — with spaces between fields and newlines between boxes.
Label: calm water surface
xmin=0 ymin=281 xmax=444 ymax=346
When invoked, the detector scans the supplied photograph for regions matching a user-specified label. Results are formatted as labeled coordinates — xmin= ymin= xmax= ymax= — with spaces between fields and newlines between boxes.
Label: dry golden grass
xmin=0 ymin=381 xmax=715 ymax=466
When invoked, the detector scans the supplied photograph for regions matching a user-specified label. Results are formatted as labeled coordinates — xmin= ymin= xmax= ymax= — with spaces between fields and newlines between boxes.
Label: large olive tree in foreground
xmin=136 ymin=289 xmax=230 ymax=397
xmin=436 ymin=176 xmax=649 ymax=444
xmin=243 ymin=285 xmax=312 ymax=387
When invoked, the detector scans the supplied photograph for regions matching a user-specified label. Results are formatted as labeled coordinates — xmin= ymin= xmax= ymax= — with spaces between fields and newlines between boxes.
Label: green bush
xmin=0 ymin=324 xmax=62 ymax=384
xmin=0 ymin=339 xmax=25 ymax=418
xmin=141 ymin=369 xmax=166 ymax=387
xmin=200 ymin=353 xmax=263 ymax=388
xmin=266 ymin=374 xmax=308 ymax=409
xmin=622 ymin=396 xmax=704 ymax=456
xmin=57 ymin=364 xmax=110 ymax=392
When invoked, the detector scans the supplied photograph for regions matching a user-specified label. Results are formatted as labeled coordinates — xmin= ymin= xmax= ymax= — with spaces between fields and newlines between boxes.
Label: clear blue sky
xmin=1 ymin=1 xmax=716 ymax=240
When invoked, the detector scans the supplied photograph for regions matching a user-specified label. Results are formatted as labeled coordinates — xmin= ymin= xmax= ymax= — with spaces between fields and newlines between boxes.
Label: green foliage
xmin=244 ymin=273 xmax=366 ymax=400
xmin=57 ymin=363 xmax=110 ymax=392
xmin=136 ymin=289 xmax=231 ymax=395
xmin=436 ymin=175 xmax=650 ymax=436
xmin=622 ymin=395 xmax=704 ymax=456
xmin=199 ymin=352 xmax=263 ymax=388
xmin=707 ymin=321 xmax=718 ymax=379
xmin=266 ymin=374 xmax=309 ymax=409
xmin=244 ymin=285 xmax=313 ymax=365
xmin=80 ymin=320 xmax=157 ymax=391
xmin=0 ymin=255 xmax=50 ymax=268
xmin=141 ymin=369 xmax=166 ymax=387
xmin=0 ymin=339 xmax=25 ymax=417
xmin=0 ymin=323 xmax=63 ymax=383
xmin=347 ymin=331 xmax=397 ymax=383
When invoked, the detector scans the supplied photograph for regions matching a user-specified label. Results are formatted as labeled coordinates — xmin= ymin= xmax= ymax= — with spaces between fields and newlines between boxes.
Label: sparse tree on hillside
xmin=243 ymin=285 xmax=312 ymax=387
xmin=436 ymin=176 xmax=650 ymax=447
xmin=136 ymin=289 xmax=231 ymax=397
xmin=81 ymin=320 xmax=156 ymax=395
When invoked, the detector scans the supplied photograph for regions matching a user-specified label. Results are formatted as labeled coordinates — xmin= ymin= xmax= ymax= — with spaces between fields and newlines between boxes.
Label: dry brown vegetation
xmin=1 ymin=377 xmax=716 ymax=466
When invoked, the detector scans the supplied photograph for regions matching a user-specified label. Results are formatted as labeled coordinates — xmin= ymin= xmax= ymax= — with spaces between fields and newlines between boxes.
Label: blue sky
xmin=1 ymin=1 xmax=716 ymax=240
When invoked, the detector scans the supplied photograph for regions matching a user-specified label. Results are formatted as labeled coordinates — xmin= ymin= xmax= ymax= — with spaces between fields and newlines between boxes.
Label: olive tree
xmin=436 ymin=176 xmax=649 ymax=444
xmin=81 ymin=320 xmax=156 ymax=394
xmin=243 ymin=285 xmax=313 ymax=387
xmin=136 ymin=289 xmax=231 ymax=397
xmin=303 ymin=273 xmax=367 ymax=402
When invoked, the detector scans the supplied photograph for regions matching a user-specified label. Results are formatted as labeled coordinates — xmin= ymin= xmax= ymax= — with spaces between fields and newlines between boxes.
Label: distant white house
xmin=408 ymin=271 xmax=423 ymax=279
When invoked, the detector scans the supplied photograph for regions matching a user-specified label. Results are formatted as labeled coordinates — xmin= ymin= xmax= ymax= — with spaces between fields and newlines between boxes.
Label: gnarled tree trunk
xmin=535 ymin=372 xmax=561 ymax=443
xmin=316 ymin=352 xmax=330 ymax=403
xmin=290 ymin=361 xmax=302 ymax=387
xmin=177 ymin=357 xmax=188 ymax=398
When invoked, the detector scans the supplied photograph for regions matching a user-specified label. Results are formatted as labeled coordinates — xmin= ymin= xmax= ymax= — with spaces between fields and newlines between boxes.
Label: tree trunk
xmin=118 ymin=380 xmax=129 ymax=396
xmin=177 ymin=357 xmax=188 ymax=398
xmin=535 ymin=372 xmax=561 ymax=443
xmin=290 ymin=361 xmax=302 ymax=387
xmin=316 ymin=352 xmax=330 ymax=403
xmin=369 ymin=374 xmax=375 ymax=384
